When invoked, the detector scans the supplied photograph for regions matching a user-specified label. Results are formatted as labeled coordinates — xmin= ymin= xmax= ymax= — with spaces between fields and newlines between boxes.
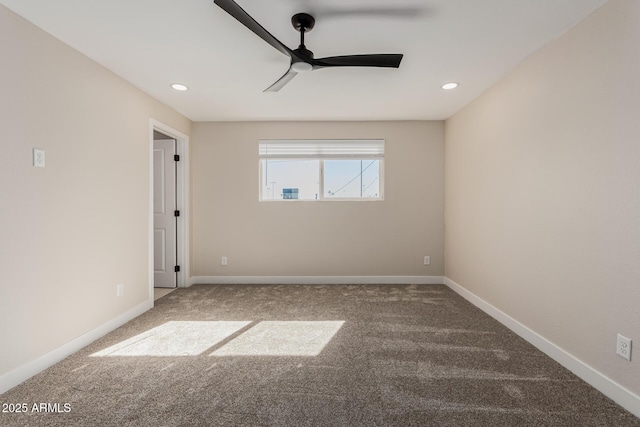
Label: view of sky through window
xmin=261 ymin=159 xmax=381 ymax=200
xmin=324 ymin=160 xmax=380 ymax=199
xmin=259 ymin=139 xmax=384 ymax=201
xmin=262 ymin=159 xmax=320 ymax=200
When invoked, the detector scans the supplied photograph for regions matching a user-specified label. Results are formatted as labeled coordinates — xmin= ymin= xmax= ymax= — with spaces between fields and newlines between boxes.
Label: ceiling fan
xmin=213 ymin=0 xmax=404 ymax=92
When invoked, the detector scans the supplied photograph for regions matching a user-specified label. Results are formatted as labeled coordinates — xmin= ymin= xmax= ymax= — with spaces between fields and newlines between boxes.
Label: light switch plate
xmin=33 ymin=148 xmax=45 ymax=168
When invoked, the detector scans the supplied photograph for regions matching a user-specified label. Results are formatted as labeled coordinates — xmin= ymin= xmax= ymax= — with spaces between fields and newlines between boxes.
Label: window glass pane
xmin=324 ymin=160 xmax=380 ymax=199
xmin=261 ymin=159 xmax=320 ymax=200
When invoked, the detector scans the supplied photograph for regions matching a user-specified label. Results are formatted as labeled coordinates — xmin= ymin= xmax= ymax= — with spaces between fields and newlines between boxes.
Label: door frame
xmin=149 ymin=119 xmax=189 ymax=299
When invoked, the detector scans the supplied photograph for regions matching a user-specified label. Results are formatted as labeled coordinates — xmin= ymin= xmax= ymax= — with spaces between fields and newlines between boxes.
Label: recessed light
xmin=442 ymin=82 xmax=459 ymax=90
xmin=171 ymin=83 xmax=189 ymax=91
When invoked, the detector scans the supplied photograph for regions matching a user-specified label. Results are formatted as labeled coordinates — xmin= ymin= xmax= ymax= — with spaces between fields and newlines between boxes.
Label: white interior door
xmin=153 ymin=139 xmax=177 ymax=288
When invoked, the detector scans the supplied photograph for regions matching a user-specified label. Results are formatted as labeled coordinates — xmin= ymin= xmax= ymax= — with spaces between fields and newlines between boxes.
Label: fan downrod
xmin=291 ymin=13 xmax=315 ymax=57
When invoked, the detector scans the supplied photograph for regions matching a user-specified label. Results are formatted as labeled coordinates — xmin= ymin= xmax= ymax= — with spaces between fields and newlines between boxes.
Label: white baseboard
xmin=190 ymin=275 xmax=445 ymax=285
xmin=444 ymin=277 xmax=640 ymax=419
xmin=0 ymin=299 xmax=153 ymax=395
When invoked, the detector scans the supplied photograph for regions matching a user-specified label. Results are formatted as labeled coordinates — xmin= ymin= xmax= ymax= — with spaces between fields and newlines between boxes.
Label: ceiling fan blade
xmin=312 ymin=54 xmax=403 ymax=69
xmin=264 ymin=67 xmax=298 ymax=92
xmin=214 ymin=0 xmax=292 ymax=58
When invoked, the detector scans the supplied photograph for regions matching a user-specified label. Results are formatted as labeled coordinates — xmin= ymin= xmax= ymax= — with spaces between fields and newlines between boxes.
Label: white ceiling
xmin=2 ymin=0 xmax=606 ymax=121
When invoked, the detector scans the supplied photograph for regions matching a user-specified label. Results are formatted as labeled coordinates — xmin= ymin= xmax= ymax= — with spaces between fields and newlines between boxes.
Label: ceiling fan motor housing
xmin=293 ymin=46 xmax=314 ymax=59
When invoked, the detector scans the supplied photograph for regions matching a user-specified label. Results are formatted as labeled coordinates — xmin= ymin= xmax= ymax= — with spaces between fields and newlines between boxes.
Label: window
xmin=259 ymin=140 xmax=384 ymax=201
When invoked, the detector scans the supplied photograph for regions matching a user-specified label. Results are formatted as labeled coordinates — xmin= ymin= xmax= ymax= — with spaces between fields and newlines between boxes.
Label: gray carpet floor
xmin=1 ymin=284 xmax=638 ymax=426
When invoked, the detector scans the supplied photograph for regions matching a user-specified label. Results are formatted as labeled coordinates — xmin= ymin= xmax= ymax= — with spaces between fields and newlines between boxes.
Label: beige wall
xmin=0 ymin=5 xmax=191 ymax=378
xmin=445 ymin=0 xmax=640 ymax=398
xmin=191 ymin=121 xmax=444 ymax=278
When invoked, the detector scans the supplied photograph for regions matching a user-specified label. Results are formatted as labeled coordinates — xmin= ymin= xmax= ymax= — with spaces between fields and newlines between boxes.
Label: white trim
xmin=190 ymin=276 xmax=444 ymax=285
xmin=444 ymin=277 xmax=640 ymax=419
xmin=149 ymin=119 xmax=190 ymax=295
xmin=0 ymin=300 xmax=152 ymax=395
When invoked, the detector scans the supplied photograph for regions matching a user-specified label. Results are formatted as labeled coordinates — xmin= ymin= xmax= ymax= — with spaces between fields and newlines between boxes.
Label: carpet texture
xmin=1 ymin=284 xmax=638 ymax=426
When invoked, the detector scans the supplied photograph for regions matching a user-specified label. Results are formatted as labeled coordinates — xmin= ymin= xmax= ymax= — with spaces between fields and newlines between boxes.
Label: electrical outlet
xmin=617 ymin=334 xmax=632 ymax=361
xmin=116 ymin=283 xmax=124 ymax=297
xmin=221 ymin=256 xmax=228 ymax=266
xmin=423 ymin=256 xmax=431 ymax=266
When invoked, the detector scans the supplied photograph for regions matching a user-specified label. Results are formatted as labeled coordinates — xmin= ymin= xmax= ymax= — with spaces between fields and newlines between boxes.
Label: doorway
xmin=149 ymin=120 xmax=189 ymax=294
xmin=153 ymin=133 xmax=177 ymax=288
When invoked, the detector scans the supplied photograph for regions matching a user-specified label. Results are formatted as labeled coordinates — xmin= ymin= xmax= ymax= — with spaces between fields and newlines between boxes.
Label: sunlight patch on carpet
xmin=210 ymin=321 xmax=345 ymax=357
xmin=90 ymin=321 xmax=251 ymax=357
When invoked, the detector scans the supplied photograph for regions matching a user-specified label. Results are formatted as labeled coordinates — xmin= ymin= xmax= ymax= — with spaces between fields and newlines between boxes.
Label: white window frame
xmin=259 ymin=139 xmax=385 ymax=202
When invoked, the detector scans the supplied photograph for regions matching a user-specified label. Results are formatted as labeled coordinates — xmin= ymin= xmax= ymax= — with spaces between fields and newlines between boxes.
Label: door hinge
xmin=174 ymin=154 xmax=180 ymax=161
xmin=174 ymin=265 xmax=181 ymax=273
xmin=174 ymin=210 xmax=180 ymax=217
